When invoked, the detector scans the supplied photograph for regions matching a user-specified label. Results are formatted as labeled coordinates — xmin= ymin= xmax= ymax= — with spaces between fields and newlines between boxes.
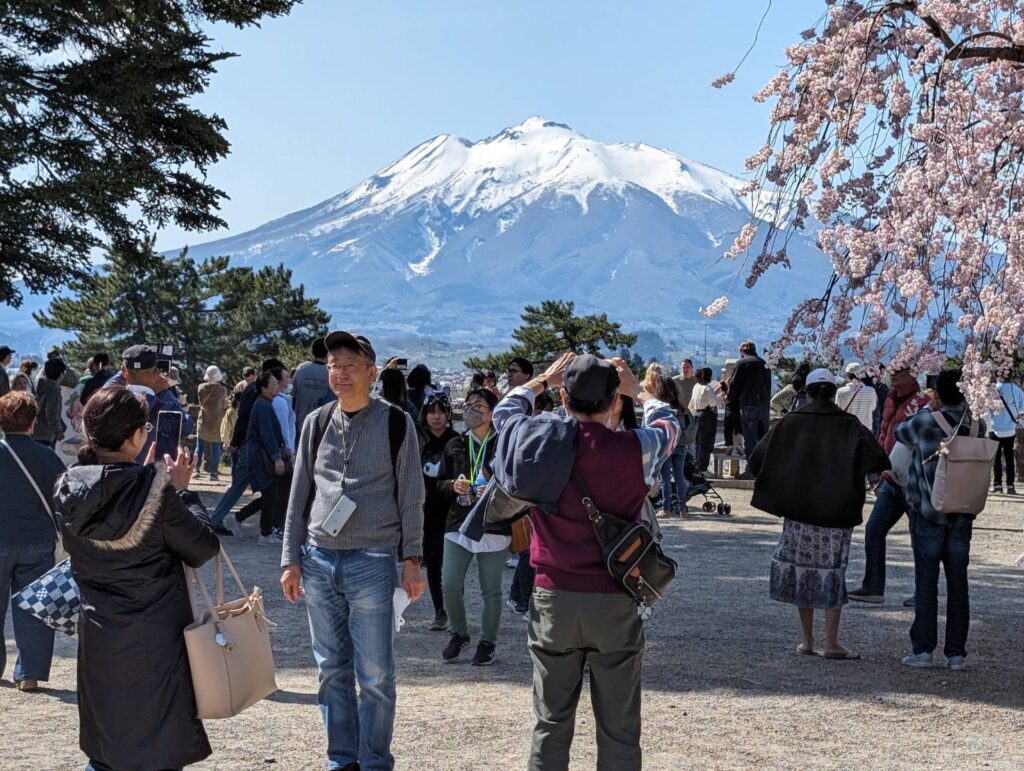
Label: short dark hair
xmin=696 ymin=367 xmax=713 ymax=385
xmin=936 ymin=369 xmax=965 ymax=406
xmin=407 ymin=364 xmax=432 ymax=390
xmin=568 ymin=392 xmax=618 ymax=416
xmin=93 ymin=352 xmax=110 ymax=368
xmin=380 ymin=369 xmax=408 ymax=407
xmin=806 ymin=381 xmax=838 ymax=400
xmin=0 ymin=391 xmax=37 ymax=433
xmin=507 ymin=357 xmax=534 ymax=377
xmin=254 ymin=371 xmax=277 ymax=393
xmin=465 ymin=387 xmax=498 ymax=411
xmin=311 ymin=337 xmax=329 ymax=359
xmin=683 ymin=358 xmax=693 ymax=366
xmin=619 ymin=395 xmax=638 ymax=430
xmin=739 ymin=340 xmax=757 ymax=356
xmin=654 ymin=375 xmax=682 ymax=409
xmin=242 ymin=366 xmax=257 ymax=378
xmin=43 ymin=359 xmax=66 ymax=380
xmin=79 ymin=387 xmax=148 ymax=464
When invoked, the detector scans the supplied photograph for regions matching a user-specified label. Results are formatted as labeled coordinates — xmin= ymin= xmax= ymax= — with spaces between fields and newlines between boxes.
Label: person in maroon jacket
xmin=849 ymin=366 xmax=930 ymax=605
xmin=493 ymin=352 xmax=678 ymax=771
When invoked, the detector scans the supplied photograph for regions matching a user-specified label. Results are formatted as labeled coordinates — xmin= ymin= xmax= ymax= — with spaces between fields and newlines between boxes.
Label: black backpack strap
xmin=386 ymin=405 xmax=407 ymax=557
xmin=302 ymin=402 xmax=337 ymax=522
xmin=387 ymin=405 xmax=405 ymax=474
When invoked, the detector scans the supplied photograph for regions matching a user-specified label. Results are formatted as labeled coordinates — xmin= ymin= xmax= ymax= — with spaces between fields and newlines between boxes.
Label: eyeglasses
xmin=506 ymin=367 xmax=522 ymax=375
xmin=465 ymin=399 xmax=489 ymax=411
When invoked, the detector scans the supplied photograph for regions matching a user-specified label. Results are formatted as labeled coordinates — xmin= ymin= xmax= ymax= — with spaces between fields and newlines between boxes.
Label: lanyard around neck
xmin=467 ymin=432 xmax=491 ymax=480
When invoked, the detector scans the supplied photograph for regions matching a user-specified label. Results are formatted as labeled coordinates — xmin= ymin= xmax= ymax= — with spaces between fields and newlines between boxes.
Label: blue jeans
xmin=739 ymin=406 xmax=769 ymax=460
xmin=660 ymin=446 xmax=688 ymax=510
xmin=0 ymin=543 xmax=56 ymax=682
xmin=194 ymin=438 xmax=223 ymax=477
xmin=860 ymin=479 xmax=909 ymax=594
xmin=910 ymin=516 xmax=972 ymax=658
xmin=302 ymin=546 xmax=398 ymax=771
xmin=210 ymin=457 xmax=251 ymax=527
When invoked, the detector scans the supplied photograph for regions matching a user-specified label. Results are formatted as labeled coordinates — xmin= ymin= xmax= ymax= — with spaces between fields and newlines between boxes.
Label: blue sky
xmin=159 ymin=0 xmax=817 ymax=250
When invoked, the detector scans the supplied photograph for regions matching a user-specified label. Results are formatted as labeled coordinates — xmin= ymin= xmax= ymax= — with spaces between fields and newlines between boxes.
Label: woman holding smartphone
xmin=54 ymin=387 xmax=220 ymax=771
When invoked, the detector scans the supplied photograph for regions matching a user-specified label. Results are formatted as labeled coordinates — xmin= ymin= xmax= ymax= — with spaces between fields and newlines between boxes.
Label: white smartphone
xmin=322 ymin=495 xmax=357 ymax=536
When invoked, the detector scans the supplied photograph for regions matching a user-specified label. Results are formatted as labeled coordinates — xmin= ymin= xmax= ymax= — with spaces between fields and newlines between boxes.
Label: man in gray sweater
xmin=280 ymin=330 xmax=425 ymax=771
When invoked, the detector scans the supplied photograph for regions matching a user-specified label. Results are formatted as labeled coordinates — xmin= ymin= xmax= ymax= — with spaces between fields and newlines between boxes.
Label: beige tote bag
xmin=184 ymin=549 xmax=277 ymax=719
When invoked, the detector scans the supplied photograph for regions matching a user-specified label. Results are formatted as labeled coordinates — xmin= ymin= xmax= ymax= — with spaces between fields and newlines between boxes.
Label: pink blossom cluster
xmin=700 ymin=296 xmax=730 ymax=318
xmin=717 ymin=0 xmax=1024 ymax=408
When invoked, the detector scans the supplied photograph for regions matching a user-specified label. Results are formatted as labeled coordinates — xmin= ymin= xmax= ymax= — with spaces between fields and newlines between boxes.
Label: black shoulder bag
xmin=571 ymin=467 xmax=677 ymax=614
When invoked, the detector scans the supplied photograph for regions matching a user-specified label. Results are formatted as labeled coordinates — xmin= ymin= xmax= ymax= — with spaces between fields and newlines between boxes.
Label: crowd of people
xmin=0 ymin=333 xmax=1021 ymax=770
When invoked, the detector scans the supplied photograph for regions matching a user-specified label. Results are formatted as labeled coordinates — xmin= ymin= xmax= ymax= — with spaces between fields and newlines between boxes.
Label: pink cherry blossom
xmin=719 ymin=0 xmax=1024 ymax=409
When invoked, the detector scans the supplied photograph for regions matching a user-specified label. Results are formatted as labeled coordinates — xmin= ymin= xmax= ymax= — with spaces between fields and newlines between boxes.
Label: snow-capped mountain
xmin=3 ymin=118 xmax=829 ymax=355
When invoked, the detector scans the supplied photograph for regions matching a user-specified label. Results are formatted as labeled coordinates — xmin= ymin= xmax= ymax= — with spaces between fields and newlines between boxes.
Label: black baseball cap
xmin=324 ymin=331 xmax=376 ymax=363
xmin=122 ymin=344 xmax=158 ymax=370
xmin=0 ymin=345 xmax=14 ymax=358
xmin=562 ymin=354 xmax=620 ymax=402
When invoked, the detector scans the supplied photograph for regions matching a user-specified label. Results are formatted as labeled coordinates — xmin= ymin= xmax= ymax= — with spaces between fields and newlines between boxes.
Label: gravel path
xmin=3 ymin=479 xmax=1023 ymax=770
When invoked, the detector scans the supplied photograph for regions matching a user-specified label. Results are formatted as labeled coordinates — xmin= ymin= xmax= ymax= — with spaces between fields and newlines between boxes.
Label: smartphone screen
xmin=154 ymin=411 xmax=183 ymax=460
xmin=396 ymin=358 xmax=408 ymax=369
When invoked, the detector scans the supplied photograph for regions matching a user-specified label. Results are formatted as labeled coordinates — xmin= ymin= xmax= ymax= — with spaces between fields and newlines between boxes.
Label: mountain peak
xmin=490 ymin=116 xmax=580 ymax=142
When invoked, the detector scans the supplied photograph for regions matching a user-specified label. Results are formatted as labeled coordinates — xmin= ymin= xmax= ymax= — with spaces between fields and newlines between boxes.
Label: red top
xmin=530 ymin=421 xmax=649 ymax=594
xmin=879 ymin=384 xmax=930 ymax=453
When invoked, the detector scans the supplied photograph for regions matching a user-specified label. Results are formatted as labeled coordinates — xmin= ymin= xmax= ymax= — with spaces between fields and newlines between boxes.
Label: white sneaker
xmin=258 ymin=533 xmax=283 ymax=547
xmin=901 ymin=652 xmax=935 ymax=668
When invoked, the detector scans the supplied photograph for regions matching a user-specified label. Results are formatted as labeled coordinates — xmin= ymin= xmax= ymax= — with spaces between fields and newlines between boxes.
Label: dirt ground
xmin=3 ymin=478 xmax=1023 ymax=770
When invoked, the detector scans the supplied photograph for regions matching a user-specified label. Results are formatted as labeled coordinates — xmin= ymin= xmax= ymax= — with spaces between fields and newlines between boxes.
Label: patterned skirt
xmin=769 ymin=519 xmax=853 ymax=610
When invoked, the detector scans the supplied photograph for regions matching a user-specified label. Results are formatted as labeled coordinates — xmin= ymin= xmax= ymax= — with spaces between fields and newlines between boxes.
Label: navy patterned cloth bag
xmin=2 ymin=437 xmax=80 ymax=636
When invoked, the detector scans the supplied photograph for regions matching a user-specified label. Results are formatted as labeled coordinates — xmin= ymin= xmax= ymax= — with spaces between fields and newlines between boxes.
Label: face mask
xmin=284 ymin=384 xmax=293 ymax=395
xmin=463 ymin=406 xmax=486 ymax=430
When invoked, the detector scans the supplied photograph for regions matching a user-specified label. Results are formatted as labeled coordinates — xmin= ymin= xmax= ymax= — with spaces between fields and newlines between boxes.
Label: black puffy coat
xmin=55 ymin=461 xmax=220 ymax=770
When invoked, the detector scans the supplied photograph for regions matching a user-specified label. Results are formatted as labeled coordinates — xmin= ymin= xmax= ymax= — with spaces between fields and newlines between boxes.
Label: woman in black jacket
xmin=54 ymin=387 xmax=220 ymax=771
xmin=418 ymin=391 xmax=459 ymax=631
xmin=749 ymin=369 xmax=889 ymax=661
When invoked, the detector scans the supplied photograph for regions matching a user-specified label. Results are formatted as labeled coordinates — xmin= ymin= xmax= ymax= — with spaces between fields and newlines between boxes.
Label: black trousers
xmin=423 ymin=524 xmax=446 ymax=613
xmin=992 ymin=434 xmax=1016 ymax=487
xmin=509 ymin=550 xmax=535 ymax=612
xmin=257 ymin=475 xmax=287 ymax=536
xmin=695 ymin=410 xmax=717 ymax=473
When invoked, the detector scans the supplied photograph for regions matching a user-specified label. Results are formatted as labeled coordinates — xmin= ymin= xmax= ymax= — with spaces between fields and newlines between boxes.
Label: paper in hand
xmin=393 ymin=587 xmax=411 ymax=634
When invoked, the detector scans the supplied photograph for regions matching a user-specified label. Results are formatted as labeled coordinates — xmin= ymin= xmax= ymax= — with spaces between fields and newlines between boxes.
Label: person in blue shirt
xmin=103 ymin=345 xmax=194 ymax=462
xmin=896 ymin=370 xmax=986 ymax=671
xmin=986 ymin=377 xmax=1024 ymax=494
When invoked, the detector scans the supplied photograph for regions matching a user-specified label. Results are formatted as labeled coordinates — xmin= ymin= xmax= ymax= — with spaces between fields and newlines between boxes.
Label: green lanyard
xmin=467 ymin=432 xmax=491 ymax=481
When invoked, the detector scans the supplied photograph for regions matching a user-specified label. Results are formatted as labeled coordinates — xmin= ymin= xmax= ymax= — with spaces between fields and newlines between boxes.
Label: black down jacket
xmin=55 ymin=460 xmax=220 ymax=771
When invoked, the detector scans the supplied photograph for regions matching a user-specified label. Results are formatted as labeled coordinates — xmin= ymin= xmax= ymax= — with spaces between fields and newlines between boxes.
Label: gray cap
xmin=562 ymin=354 xmax=620 ymax=402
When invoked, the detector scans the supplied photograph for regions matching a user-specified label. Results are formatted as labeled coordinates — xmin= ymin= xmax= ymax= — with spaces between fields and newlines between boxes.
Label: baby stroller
xmin=684 ymin=453 xmax=731 ymax=515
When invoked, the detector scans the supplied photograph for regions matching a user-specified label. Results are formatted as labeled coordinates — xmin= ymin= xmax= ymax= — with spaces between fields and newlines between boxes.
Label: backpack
xmin=929 ymin=412 xmax=998 ymax=515
xmin=301 ymin=402 xmax=406 ymax=522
